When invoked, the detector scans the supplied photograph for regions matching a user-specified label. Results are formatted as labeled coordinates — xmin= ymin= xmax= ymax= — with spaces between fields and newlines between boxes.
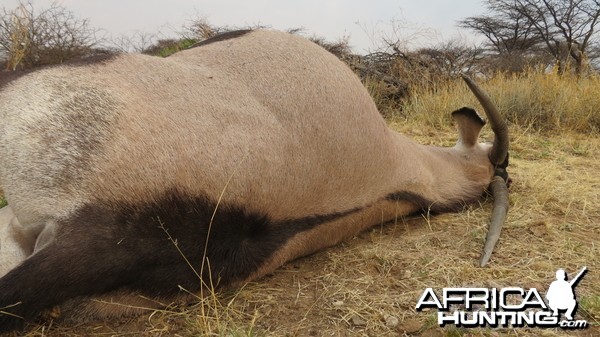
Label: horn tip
xmin=479 ymin=255 xmax=490 ymax=267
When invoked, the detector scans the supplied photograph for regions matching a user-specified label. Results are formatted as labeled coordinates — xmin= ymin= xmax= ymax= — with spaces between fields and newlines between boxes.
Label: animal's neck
xmin=387 ymin=132 xmax=492 ymax=213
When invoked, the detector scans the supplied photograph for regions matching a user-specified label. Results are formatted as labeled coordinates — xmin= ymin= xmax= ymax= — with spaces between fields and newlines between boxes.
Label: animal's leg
xmin=0 ymin=207 xmax=203 ymax=332
xmin=0 ymin=239 xmax=129 ymax=331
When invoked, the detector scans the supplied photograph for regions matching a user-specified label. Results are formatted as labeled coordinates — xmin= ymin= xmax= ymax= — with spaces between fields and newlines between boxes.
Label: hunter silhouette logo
xmin=416 ymin=266 xmax=589 ymax=329
xmin=546 ymin=267 xmax=587 ymax=321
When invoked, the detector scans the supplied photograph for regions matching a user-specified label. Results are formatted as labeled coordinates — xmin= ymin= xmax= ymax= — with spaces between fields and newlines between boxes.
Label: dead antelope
xmin=0 ymin=29 xmax=509 ymax=332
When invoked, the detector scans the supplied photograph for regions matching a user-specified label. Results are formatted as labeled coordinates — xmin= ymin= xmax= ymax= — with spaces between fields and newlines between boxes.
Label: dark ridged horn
xmin=461 ymin=74 xmax=509 ymax=165
xmin=479 ymin=176 xmax=509 ymax=267
xmin=461 ymin=74 xmax=510 ymax=267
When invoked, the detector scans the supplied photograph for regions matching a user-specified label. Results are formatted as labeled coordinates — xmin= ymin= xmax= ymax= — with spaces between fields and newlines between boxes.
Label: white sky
xmin=1 ymin=0 xmax=487 ymax=53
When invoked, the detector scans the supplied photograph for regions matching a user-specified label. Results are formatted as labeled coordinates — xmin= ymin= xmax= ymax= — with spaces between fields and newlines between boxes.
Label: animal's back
xmin=0 ymin=29 xmax=398 ymax=231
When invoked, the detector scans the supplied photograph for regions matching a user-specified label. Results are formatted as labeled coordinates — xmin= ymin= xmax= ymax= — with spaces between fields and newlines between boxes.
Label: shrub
xmin=0 ymin=1 xmax=98 ymax=70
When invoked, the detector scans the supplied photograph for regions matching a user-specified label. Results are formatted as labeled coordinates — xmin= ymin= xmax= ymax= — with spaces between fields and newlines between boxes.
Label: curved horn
xmin=461 ymin=74 xmax=509 ymax=165
xmin=460 ymin=74 xmax=510 ymax=267
xmin=479 ymin=176 xmax=509 ymax=266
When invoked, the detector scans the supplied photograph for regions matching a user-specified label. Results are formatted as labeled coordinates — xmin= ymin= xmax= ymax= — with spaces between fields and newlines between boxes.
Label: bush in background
xmin=0 ymin=1 xmax=99 ymax=70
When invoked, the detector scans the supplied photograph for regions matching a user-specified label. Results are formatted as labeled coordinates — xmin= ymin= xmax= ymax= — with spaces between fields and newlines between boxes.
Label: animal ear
xmin=451 ymin=107 xmax=486 ymax=148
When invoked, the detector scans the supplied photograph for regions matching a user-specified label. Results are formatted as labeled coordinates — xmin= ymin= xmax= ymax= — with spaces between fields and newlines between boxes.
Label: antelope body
xmin=0 ymin=30 xmax=509 ymax=331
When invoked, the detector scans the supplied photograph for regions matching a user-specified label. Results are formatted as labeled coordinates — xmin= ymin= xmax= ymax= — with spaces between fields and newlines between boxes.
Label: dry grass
xmin=401 ymin=70 xmax=600 ymax=134
xmin=4 ymin=74 xmax=600 ymax=336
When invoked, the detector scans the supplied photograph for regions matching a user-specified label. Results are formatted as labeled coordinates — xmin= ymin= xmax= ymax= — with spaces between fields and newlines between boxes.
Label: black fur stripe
xmin=78 ymin=190 xmax=363 ymax=290
xmin=0 ymin=190 xmax=361 ymax=331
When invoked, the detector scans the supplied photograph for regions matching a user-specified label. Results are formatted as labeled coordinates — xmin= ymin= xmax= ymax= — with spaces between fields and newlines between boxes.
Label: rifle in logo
xmin=546 ymin=266 xmax=587 ymax=321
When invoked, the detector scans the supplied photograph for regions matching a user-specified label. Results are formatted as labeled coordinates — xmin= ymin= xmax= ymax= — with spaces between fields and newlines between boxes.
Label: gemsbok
xmin=0 ymin=29 xmax=509 ymax=332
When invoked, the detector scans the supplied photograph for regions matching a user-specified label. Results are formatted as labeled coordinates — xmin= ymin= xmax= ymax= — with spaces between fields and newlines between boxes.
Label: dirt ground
xmin=10 ymin=123 xmax=600 ymax=337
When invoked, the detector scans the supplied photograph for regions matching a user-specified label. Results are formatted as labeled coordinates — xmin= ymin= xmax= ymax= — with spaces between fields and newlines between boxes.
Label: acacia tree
xmin=460 ymin=2 xmax=546 ymax=72
xmin=518 ymin=0 xmax=600 ymax=74
xmin=462 ymin=0 xmax=600 ymax=74
xmin=461 ymin=5 xmax=540 ymax=55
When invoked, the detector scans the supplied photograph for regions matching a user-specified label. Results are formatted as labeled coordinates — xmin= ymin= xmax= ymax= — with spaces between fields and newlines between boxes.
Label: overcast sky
xmin=2 ymin=0 xmax=488 ymax=53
